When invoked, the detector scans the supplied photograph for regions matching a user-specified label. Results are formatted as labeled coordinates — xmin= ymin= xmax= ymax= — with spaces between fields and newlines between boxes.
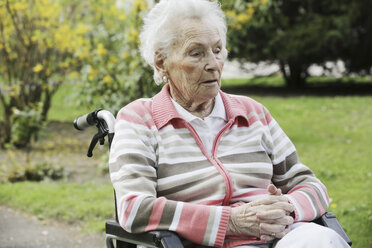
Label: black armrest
xmin=106 ymin=220 xmax=184 ymax=248
xmin=313 ymin=212 xmax=352 ymax=246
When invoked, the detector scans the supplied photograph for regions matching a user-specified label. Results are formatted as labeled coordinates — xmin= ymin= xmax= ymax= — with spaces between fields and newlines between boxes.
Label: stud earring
xmin=162 ymin=75 xmax=168 ymax=83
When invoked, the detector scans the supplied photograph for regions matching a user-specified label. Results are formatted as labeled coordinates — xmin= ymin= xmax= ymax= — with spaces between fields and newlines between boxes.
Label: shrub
xmin=0 ymin=162 xmax=65 ymax=183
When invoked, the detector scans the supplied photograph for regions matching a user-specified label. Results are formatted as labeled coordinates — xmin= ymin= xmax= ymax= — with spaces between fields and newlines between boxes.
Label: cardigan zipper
xmin=183 ymin=120 xmax=235 ymax=207
xmin=212 ymin=119 xmax=235 ymax=206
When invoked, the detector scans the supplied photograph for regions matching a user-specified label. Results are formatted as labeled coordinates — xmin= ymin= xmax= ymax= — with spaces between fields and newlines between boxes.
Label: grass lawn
xmin=0 ymin=81 xmax=371 ymax=247
xmin=47 ymin=83 xmax=96 ymax=122
xmin=255 ymin=96 xmax=372 ymax=248
xmin=221 ymin=75 xmax=372 ymax=87
xmin=0 ymin=181 xmax=114 ymax=233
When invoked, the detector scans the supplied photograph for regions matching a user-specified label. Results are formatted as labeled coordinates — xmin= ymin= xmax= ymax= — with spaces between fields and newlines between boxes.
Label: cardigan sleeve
xmin=263 ymin=107 xmax=330 ymax=222
xmin=109 ymin=105 xmax=230 ymax=247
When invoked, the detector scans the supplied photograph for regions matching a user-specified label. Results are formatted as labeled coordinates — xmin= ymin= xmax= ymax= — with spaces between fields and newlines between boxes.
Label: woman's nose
xmin=204 ymin=53 xmax=220 ymax=71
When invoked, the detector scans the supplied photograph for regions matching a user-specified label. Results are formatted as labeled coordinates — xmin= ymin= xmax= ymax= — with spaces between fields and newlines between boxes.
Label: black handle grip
xmin=73 ymin=110 xmax=99 ymax=131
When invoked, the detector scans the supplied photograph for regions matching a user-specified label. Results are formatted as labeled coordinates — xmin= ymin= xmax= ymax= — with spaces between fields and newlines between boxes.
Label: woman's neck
xmin=173 ymin=95 xmax=216 ymax=119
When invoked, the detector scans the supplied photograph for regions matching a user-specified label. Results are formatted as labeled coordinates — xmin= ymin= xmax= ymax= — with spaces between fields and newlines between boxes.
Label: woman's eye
xmin=190 ymin=51 xmax=201 ymax=57
xmin=214 ymin=48 xmax=221 ymax=54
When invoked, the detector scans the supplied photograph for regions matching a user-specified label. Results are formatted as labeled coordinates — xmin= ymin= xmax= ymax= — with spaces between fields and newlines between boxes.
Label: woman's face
xmin=164 ymin=19 xmax=224 ymax=106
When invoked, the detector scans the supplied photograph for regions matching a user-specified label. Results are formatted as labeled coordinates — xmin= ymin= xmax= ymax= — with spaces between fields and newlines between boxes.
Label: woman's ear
xmin=154 ymin=51 xmax=166 ymax=76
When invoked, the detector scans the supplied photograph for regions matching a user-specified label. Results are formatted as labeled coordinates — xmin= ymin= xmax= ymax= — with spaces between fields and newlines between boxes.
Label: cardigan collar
xmin=152 ymin=84 xmax=249 ymax=130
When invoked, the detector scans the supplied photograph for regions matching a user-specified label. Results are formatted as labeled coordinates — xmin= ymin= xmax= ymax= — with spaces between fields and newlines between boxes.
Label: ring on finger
xmin=271 ymin=232 xmax=276 ymax=238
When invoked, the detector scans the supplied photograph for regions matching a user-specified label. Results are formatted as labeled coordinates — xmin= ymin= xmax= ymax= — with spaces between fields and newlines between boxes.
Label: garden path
xmin=0 ymin=206 xmax=105 ymax=248
xmin=0 ymin=122 xmax=109 ymax=248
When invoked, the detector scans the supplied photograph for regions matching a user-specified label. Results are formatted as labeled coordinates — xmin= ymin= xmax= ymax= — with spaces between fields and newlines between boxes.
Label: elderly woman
xmin=109 ymin=0 xmax=349 ymax=247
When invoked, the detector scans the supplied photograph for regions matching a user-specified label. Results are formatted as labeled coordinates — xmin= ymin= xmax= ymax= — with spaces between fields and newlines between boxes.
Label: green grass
xmin=222 ymin=76 xmax=285 ymax=87
xmin=0 ymin=181 xmax=114 ymax=233
xmin=254 ymin=96 xmax=372 ymax=248
xmin=221 ymin=76 xmax=372 ymax=87
xmin=47 ymin=83 xmax=94 ymax=122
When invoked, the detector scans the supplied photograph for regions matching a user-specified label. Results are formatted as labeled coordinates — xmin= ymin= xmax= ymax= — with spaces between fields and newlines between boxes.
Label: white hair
xmin=140 ymin=0 xmax=228 ymax=85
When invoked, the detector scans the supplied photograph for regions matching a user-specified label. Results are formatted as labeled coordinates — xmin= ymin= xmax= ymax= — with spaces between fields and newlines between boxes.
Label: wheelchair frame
xmin=74 ymin=109 xmax=351 ymax=248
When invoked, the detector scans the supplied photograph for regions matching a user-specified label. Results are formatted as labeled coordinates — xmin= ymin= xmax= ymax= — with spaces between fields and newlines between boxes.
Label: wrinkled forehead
xmin=172 ymin=18 xmax=222 ymax=49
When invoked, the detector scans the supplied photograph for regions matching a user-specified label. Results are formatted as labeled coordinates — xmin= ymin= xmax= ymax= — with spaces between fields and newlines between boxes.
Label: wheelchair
xmin=74 ymin=109 xmax=352 ymax=248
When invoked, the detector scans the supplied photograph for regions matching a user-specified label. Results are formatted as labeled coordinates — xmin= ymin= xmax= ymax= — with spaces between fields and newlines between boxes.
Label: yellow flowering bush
xmin=0 ymin=0 xmax=159 ymax=147
xmin=0 ymin=0 xmax=92 ymax=147
xmin=77 ymin=0 xmax=157 ymax=113
xmin=223 ymin=0 xmax=268 ymax=29
xmin=221 ymin=0 xmax=270 ymax=54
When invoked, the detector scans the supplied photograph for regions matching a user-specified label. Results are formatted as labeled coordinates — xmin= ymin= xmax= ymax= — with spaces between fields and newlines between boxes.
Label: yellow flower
xmin=97 ymin=43 xmax=107 ymax=56
xmin=103 ymin=75 xmax=112 ymax=84
xmin=225 ymin=10 xmax=237 ymax=19
xmin=13 ymin=2 xmax=28 ymax=11
xmin=119 ymin=14 xmax=126 ymax=21
xmin=89 ymin=68 xmax=98 ymax=76
xmin=109 ymin=56 xmax=119 ymax=64
xmin=76 ymin=24 xmax=90 ymax=35
xmin=127 ymin=29 xmax=139 ymax=43
xmin=122 ymin=51 xmax=130 ymax=60
xmin=132 ymin=0 xmax=147 ymax=13
xmin=33 ymin=63 xmax=43 ymax=73
xmin=139 ymin=0 xmax=148 ymax=11
xmin=330 ymin=203 xmax=337 ymax=209
xmin=237 ymin=13 xmax=251 ymax=24
xmin=76 ymin=47 xmax=90 ymax=59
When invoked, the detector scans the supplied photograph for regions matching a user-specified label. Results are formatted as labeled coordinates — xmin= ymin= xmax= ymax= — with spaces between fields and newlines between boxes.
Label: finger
xmin=276 ymin=188 xmax=282 ymax=195
xmin=250 ymin=195 xmax=289 ymax=206
xmin=251 ymin=202 xmax=294 ymax=218
xmin=260 ymin=234 xmax=275 ymax=242
xmin=260 ymin=222 xmax=286 ymax=234
xmin=256 ymin=209 xmax=287 ymax=220
xmin=272 ymin=201 xmax=295 ymax=213
xmin=267 ymin=184 xmax=282 ymax=196
xmin=268 ymin=226 xmax=291 ymax=239
xmin=274 ymin=216 xmax=294 ymax=226
xmin=258 ymin=215 xmax=294 ymax=226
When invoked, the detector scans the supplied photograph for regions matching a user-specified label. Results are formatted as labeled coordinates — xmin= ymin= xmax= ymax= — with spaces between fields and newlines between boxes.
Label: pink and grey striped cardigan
xmin=109 ymin=84 xmax=329 ymax=247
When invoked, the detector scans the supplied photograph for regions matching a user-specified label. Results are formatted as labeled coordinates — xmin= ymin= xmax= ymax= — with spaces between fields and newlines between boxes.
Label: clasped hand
xmin=227 ymin=185 xmax=294 ymax=242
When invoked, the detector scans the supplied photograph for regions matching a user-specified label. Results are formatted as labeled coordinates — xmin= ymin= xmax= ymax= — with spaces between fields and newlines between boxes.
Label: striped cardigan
xmin=109 ymin=84 xmax=329 ymax=247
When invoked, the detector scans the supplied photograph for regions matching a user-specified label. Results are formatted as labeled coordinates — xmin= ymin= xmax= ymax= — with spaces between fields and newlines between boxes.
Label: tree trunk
xmin=0 ymin=104 xmax=12 ymax=148
xmin=41 ymin=89 xmax=51 ymax=122
xmin=280 ymin=60 xmax=307 ymax=89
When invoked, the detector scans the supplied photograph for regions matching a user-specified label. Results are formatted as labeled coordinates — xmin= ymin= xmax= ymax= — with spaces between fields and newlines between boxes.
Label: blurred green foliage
xmin=10 ymin=103 xmax=44 ymax=148
xmin=223 ymin=0 xmax=372 ymax=88
xmin=0 ymin=0 xmax=91 ymax=147
xmin=76 ymin=0 xmax=158 ymax=114
xmin=0 ymin=0 xmax=157 ymax=148
xmin=0 ymin=161 xmax=65 ymax=183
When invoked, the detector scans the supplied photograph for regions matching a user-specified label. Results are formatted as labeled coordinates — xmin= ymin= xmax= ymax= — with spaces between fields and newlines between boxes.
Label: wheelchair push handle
xmin=74 ymin=109 xmax=116 ymax=157
xmin=74 ymin=110 xmax=98 ymax=131
xmin=74 ymin=110 xmax=115 ymax=133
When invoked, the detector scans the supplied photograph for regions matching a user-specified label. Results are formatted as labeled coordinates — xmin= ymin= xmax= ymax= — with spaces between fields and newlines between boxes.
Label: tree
xmin=77 ymin=0 xmax=158 ymax=114
xmin=223 ymin=0 xmax=351 ymax=88
xmin=342 ymin=0 xmax=372 ymax=74
xmin=0 ymin=0 xmax=91 ymax=147
xmin=0 ymin=0 xmax=158 ymax=148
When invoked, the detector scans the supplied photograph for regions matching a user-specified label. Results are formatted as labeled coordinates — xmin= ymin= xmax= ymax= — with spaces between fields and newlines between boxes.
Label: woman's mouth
xmin=201 ymin=79 xmax=217 ymax=84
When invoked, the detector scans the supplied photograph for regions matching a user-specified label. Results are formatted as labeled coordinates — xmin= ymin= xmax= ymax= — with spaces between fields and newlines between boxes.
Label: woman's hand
xmin=227 ymin=185 xmax=294 ymax=241
xmin=258 ymin=184 xmax=293 ymax=241
xmin=267 ymin=184 xmax=282 ymax=196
